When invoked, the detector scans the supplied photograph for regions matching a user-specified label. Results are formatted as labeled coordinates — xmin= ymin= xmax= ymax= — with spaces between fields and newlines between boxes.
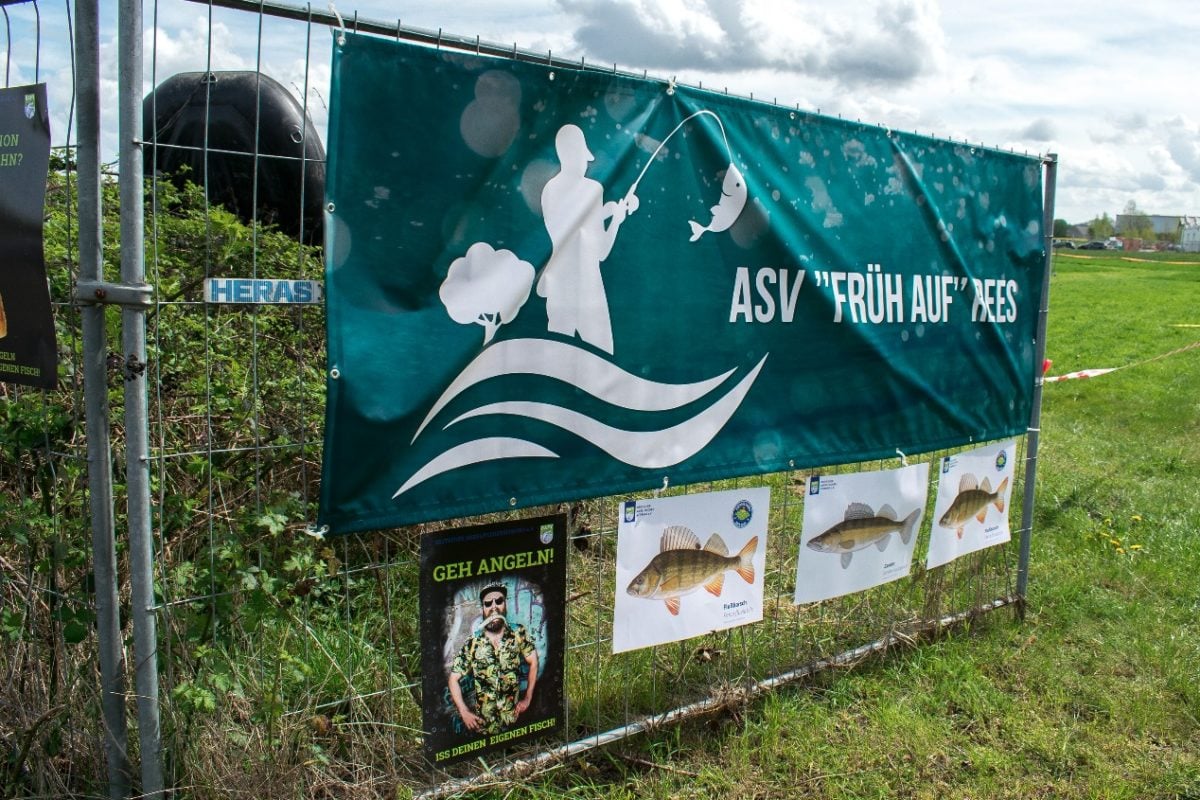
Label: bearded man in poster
xmin=447 ymin=583 xmax=538 ymax=734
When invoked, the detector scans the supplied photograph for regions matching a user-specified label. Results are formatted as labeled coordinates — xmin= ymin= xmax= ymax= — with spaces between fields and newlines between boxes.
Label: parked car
xmin=1053 ymin=239 xmax=1076 ymax=249
xmin=1078 ymin=241 xmax=1107 ymax=250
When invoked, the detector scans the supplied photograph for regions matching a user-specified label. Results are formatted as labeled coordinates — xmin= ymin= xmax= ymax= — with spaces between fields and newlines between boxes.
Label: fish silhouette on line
xmin=626 ymin=525 xmax=757 ymax=616
xmin=807 ymin=503 xmax=922 ymax=569
xmin=939 ymin=474 xmax=1009 ymax=538
xmin=689 ymin=164 xmax=747 ymax=241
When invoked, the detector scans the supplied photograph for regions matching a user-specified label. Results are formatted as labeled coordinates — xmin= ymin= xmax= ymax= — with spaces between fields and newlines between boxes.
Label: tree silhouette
xmin=439 ymin=242 xmax=535 ymax=345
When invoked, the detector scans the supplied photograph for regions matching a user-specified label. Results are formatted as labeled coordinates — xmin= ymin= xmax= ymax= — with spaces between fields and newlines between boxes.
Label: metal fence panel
xmin=0 ymin=1 xmax=1051 ymax=796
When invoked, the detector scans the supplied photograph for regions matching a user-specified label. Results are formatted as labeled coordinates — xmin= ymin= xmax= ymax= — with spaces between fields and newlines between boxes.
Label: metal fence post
xmin=1016 ymin=153 xmax=1057 ymax=614
xmin=119 ymin=0 xmax=165 ymax=795
xmin=76 ymin=0 xmax=133 ymax=796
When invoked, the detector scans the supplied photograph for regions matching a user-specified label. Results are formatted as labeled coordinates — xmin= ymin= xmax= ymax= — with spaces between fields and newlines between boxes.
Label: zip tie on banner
xmin=666 ymin=76 xmax=676 ymax=96
xmin=304 ymin=523 xmax=329 ymax=541
xmin=653 ymin=476 xmax=670 ymax=497
xmin=895 ymin=448 xmax=908 ymax=467
xmin=328 ymin=2 xmax=346 ymax=46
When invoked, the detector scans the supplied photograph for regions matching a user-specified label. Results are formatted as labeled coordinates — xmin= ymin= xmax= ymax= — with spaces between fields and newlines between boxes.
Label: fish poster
xmin=418 ymin=514 xmax=566 ymax=766
xmin=925 ymin=439 xmax=1017 ymax=569
xmin=793 ymin=462 xmax=929 ymax=605
xmin=613 ymin=487 xmax=768 ymax=654
xmin=319 ymin=32 xmax=1046 ymax=535
xmin=0 ymin=84 xmax=57 ymax=389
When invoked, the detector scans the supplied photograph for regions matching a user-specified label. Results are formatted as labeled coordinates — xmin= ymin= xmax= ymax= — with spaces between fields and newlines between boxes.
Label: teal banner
xmin=319 ymin=33 xmax=1045 ymax=534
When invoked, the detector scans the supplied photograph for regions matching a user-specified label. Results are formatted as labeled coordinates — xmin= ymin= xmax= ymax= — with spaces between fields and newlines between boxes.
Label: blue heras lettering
xmin=294 ymin=282 xmax=312 ymax=303
xmin=209 ymin=279 xmax=234 ymax=302
xmin=274 ymin=281 xmax=294 ymax=303
xmin=234 ymin=280 xmax=253 ymax=302
xmin=253 ymin=281 xmax=271 ymax=302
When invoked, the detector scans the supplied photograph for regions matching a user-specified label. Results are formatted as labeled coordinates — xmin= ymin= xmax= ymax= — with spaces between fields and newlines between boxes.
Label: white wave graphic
xmin=392 ymin=437 xmax=558 ymax=498
xmin=412 ymin=338 xmax=736 ymax=442
xmin=440 ymin=355 xmax=768 ymax=470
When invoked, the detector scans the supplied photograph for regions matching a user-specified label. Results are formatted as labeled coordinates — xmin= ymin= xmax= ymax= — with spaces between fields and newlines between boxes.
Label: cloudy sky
xmin=7 ymin=0 xmax=1199 ymax=224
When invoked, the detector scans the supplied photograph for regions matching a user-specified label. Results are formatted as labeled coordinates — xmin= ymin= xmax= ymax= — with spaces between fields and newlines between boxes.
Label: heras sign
xmin=318 ymin=33 xmax=1046 ymax=534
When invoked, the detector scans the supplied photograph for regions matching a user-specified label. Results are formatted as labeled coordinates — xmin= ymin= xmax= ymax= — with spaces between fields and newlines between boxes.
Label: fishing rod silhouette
xmin=622 ymin=109 xmax=747 ymax=241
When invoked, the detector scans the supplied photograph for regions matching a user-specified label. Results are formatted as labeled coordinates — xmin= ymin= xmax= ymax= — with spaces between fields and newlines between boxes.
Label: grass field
xmin=506 ymin=250 xmax=1200 ymax=799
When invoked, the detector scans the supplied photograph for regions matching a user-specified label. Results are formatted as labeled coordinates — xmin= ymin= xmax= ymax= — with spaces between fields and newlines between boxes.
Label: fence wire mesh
xmin=0 ymin=1 xmax=1041 ymax=797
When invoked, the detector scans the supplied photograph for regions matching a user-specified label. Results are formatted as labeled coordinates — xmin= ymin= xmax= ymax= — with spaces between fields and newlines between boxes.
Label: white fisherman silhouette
xmin=536 ymin=124 xmax=638 ymax=355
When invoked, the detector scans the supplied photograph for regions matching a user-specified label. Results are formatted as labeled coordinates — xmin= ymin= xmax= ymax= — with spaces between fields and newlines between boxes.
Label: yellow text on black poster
xmin=419 ymin=514 xmax=567 ymax=765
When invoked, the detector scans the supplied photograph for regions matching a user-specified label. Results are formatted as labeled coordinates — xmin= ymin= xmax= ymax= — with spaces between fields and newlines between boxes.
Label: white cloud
xmin=558 ymin=0 xmax=945 ymax=86
xmin=1163 ymin=117 xmax=1200 ymax=183
xmin=1019 ymin=119 xmax=1056 ymax=143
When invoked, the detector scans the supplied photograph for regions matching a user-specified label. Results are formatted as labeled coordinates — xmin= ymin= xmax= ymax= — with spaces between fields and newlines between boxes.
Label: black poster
xmin=419 ymin=514 xmax=566 ymax=766
xmin=0 ymin=84 xmax=56 ymax=389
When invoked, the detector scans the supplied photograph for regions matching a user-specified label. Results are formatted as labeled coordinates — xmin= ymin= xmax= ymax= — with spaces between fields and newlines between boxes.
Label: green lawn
xmin=506 ymin=250 xmax=1200 ymax=799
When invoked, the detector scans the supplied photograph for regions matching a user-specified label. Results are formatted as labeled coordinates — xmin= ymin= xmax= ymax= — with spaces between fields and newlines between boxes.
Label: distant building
xmin=1181 ymin=217 xmax=1200 ymax=253
xmin=1115 ymin=214 xmax=1184 ymax=237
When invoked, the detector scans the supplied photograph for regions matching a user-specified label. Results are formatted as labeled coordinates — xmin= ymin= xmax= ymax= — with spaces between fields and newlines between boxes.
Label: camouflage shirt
xmin=451 ymin=623 xmax=535 ymax=734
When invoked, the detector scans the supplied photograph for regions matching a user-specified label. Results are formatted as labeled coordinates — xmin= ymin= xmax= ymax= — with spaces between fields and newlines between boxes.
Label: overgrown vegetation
xmin=1 ymin=156 xmax=339 ymax=797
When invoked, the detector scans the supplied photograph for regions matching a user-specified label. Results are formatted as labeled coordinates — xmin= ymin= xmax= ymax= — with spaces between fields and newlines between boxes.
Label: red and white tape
xmin=1043 ymin=368 xmax=1116 ymax=383
xmin=1042 ymin=340 xmax=1200 ymax=384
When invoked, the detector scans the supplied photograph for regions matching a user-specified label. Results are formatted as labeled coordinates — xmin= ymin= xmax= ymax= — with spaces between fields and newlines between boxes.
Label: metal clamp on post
xmin=74 ymin=280 xmax=154 ymax=308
